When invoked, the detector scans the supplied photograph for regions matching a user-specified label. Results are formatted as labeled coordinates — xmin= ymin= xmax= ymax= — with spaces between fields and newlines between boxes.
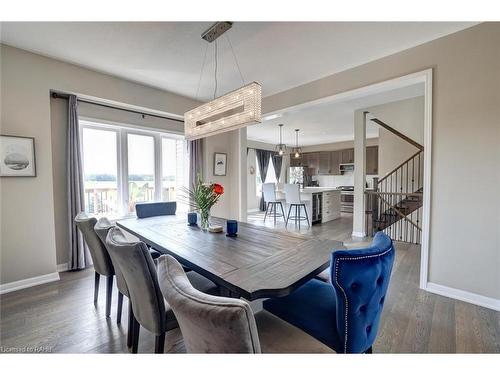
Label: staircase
xmin=365 ymin=116 xmax=424 ymax=244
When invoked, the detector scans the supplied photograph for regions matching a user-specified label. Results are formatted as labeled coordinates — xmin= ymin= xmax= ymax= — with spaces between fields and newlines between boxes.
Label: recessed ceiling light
xmin=262 ymin=113 xmax=283 ymax=121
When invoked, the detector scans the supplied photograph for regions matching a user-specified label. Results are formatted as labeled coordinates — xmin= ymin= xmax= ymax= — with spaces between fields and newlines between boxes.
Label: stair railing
xmin=365 ymin=191 xmax=423 ymax=244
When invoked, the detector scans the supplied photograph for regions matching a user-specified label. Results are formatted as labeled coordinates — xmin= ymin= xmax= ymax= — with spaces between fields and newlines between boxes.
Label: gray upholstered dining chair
xmin=105 ymin=227 xmax=219 ymax=353
xmin=158 ymin=254 xmax=261 ymax=353
xmin=74 ymin=212 xmax=115 ymax=318
xmin=158 ymin=255 xmax=335 ymax=353
xmin=94 ymin=218 xmax=135 ymax=348
xmin=105 ymin=226 xmax=176 ymax=353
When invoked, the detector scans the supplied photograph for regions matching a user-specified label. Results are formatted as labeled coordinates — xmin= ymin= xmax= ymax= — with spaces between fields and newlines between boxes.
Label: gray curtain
xmin=256 ymin=149 xmax=273 ymax=211
xmin=188 ymin=139 xmax=203 ymax=188
xmin=272 ymin=154 xmax=283 ymax=182
xmin=67 ymin=95 xmax=90 ymax=270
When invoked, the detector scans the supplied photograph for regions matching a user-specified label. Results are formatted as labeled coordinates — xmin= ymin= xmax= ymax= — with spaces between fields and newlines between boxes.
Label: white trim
xmin=426 ymin=282 xmax=500 ymax=312
xmin=56 ymin=263 xmax=69 ymax=273
xmin=351 ymin=231 xmax=366 ymax=238
xmin=0 ymin=272 xmax=60 ymax=295
xmin=419 ymin=69 xmax=433 ymax=290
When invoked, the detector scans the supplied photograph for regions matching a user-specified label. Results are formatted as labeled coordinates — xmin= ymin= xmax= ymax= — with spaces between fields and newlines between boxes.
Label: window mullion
xmin=154 ymin=134 xmax=162 ymax=202
xmin=120 ymin=130 xmax=129 ymax=215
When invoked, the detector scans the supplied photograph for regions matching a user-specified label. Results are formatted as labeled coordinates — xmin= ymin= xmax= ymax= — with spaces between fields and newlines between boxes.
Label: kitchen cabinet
xmin=290 ymin=155 xmax=303 ymax=167
xmin=366 ymin=146 xmax=379 ymax=175
xmin=307 ymin=152 xmax=319 ymax=171
xmin=330 ymin=150 xmax=341 ymax=175
xmin=297 ymin=146 xmax=377 ymax=175
xmin=318 ymin=152 xmax=331 ymax=174
xmin=340 ymin=148 xmax=354 ymax=164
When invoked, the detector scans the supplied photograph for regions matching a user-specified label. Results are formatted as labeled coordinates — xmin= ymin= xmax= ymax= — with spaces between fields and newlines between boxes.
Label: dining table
xmin=117 ymin=215 xmax=344 ymax=300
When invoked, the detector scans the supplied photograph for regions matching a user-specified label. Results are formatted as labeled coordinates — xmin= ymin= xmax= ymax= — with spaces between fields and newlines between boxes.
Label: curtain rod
xmin=51 ymin=92 xmax=184 ymax=123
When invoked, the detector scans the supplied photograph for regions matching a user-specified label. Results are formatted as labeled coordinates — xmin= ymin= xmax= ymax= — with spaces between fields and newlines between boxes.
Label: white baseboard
xmin=426 ymin=282 xmax=500 ymax=312
xmin=351 ymin=231 xmax=366 ymax=238
xmin=0 ymin=272 xmax=60 ymax=295
xmin=57 ymin=263 xmax=69 ymax=273
xmin=247 ymin=208 xmax=260 ymax=213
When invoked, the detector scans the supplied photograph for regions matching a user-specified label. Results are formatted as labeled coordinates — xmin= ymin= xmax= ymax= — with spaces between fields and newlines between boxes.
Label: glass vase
xmin=199 ymin=209 xmax=211 ymax=231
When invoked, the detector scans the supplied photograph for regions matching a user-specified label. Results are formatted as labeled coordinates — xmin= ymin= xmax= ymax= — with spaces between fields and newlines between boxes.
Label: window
xmin=256 ymin=156 xmax=277 ymax=197
xmin=82 ymin=127 xmax=119 ymax=217
xmin=127 ymin=134 xmax=155 ymax=213
xmin=80 ymin=120 xmax=186 ymax=218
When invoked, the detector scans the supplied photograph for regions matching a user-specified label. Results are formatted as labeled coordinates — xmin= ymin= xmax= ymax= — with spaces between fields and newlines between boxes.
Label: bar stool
xmin=262 ymin=183 xmax=286 ymax=225
xmin=284 ymin=183 xmax=310 ymax=228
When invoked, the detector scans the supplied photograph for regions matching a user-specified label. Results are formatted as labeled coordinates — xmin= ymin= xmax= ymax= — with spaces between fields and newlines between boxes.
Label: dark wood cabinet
xmin=306 ymin=152 xmax=319 ymax=171
xmin=340 ymin=148 xmax=354 ymax=164
xmin=366 ymin=146 xmax=379 ymax=175
xmin=330 ymin=150 xmax=341 ymax=175
xmin=318 ymin=152 xmax=331 ymax=174
xmin=294 ymin=146 xmax=377 ymax=175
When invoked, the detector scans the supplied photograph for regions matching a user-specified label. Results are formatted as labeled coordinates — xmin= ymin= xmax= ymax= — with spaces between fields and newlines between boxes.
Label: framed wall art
xmin=0 ymin=135 xmax=37 ymax=177
xmin=213 ymin=152 xmax=227 ymax=176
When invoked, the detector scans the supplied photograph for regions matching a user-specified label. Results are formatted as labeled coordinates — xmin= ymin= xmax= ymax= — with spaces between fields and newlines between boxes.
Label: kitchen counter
xmin=275 ymin=187 xmax=341 ymax=225
xmin=301 ymin=187 xmax=341 ymax=193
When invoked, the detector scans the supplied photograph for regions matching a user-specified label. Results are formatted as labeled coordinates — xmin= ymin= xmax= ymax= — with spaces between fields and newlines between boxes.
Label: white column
xmin=352 ymin=110 xmax=366 ymax=237
xmin=236 ymin=128 xmax=248 ymax=222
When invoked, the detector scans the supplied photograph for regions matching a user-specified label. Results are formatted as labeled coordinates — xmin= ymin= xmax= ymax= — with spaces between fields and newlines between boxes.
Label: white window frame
xmin=79 ymin=118 xmax=185 ymax=219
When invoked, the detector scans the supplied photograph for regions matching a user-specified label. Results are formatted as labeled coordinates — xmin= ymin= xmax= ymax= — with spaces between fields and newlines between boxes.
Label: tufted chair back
xmin=158 ymin=254 xmax=262 ymax=353
xmin=329 ymin=231 xmax=395 ymax=353
xmin=105 ymin=227 xmax=166 ymax=335
xmin=74 ymin=212 xmax=114 ymax=276
xmin=135 ymin=201 xmax=176 ymax=218
xmin=94 ymin=217 xmax=129 ymax=297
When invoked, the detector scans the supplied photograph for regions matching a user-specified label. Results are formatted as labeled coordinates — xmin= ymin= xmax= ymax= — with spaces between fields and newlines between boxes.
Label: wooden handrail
xmin=370 ymin=117 xmax=424 ymax=151
xmin=365 ymin=191 xmax=423 ymax=197
xmin=377 ymin=150 xmax=423 ymax=185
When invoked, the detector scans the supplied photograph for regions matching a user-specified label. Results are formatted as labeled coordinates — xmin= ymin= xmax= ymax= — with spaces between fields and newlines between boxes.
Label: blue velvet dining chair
xmin=263 ymin=232 xmax=395 ymax=353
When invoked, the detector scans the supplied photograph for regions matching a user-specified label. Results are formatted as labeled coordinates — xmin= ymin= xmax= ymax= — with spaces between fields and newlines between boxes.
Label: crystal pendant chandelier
xmin=275 ymin=124 xmax=287 ymax=156
xmin=291 ymin=129 xmax=302 ymax=159
xmin=185 ymin=22 xmax=262 ymax=141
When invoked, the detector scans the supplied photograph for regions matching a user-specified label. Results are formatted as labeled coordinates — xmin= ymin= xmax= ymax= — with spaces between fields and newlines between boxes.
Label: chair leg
xmin=279 ymin=202 xmax=286 ymax=223
xmin=303 ymin=204 xmax=311 ymax=227
xmin=132 ymin=315 xmax=140 ymax=353
xmin=127 ymin=301 xmax=133 ymax=348
xmin=285 ymin=204 xmax=293 ymax=227
xmin=155 ymin=333 xmax=166 ymax=354
xmin=106 ymin=275 xmax=113 ymax=318
xmin=273 ymin=203 xmax=277 ymax=225
xmin=94 ymin=272 xmax=100 ymax=305
xmin=263 ymin=202 xmax=270 ymax=222
xmin=365 ymin=346 xmax=373 ymax=354
xmin=117 ymin=291 xmax=124 ymax=324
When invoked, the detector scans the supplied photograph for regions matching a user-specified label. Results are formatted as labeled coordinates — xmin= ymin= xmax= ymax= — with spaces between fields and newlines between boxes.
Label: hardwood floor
xmin=1 ymin=213 xmax=498 ymax=353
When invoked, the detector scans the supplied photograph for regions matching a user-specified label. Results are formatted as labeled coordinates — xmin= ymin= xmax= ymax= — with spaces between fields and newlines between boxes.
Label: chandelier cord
xmin=225 ymin=34 xmax=245 ymax=86
xmin=214 ymin=40 xmax=218 ymax=99
xmin=195 ymin=43 xmax=209 ymax=101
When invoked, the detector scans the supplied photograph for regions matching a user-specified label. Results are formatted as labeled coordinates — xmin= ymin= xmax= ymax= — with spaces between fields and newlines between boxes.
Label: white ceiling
xmin=0 ymin=22 xmax=476 ymax=101
xmin=247 ymin=83 xmax=424 ymax=146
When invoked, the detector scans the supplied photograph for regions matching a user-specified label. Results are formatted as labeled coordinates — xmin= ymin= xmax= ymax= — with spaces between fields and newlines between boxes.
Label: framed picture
xmin=213 ymin=152 xmax=227 ymax=176
xmin=0 ymin=135 xmax=36 ymax=177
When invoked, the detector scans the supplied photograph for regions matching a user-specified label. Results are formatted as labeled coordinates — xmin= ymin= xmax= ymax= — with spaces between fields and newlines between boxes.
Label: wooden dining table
xmin=117 ymin=215 xmax=344 ymax=300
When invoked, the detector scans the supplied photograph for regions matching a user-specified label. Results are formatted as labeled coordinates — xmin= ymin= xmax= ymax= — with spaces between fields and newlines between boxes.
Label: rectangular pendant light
xmin=184 ymin=82 xmax=261 ymax=141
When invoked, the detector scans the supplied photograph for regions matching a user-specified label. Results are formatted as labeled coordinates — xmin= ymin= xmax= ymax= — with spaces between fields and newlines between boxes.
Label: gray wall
xmin=1 ymin=44 xmax=199 ymax=284
xmin=367 ymin=96 xmax=424 ymax=178
xmin=262 ymin=23 xmax=500 ymax=300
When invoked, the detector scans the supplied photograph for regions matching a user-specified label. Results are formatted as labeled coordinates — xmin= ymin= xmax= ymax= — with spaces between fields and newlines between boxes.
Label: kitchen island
xmin=277 ymin=187 xmax=341 ymax=225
